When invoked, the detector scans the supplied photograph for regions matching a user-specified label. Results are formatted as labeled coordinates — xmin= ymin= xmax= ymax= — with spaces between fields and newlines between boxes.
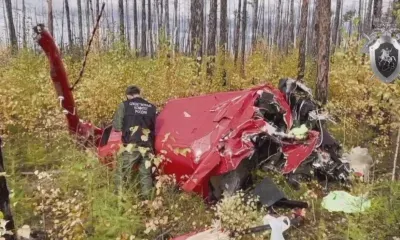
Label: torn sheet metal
xmin=282 ymin=131 xmax=319 ymax=174
xmin=155 ymin=84 xmax=294 ymax=197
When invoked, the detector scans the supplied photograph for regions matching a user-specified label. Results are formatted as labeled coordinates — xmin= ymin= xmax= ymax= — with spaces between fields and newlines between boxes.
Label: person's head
xmin=125 ymin=85 xmax=141 ymax=99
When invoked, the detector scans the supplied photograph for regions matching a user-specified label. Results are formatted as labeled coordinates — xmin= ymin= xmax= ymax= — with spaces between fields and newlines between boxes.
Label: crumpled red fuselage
xmin=155 ymin=84 xmax=319 ymax=198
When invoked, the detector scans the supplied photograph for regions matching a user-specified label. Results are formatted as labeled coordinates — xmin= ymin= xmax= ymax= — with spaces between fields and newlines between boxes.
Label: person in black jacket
xmin=112 ymin=86 xmax=156 ymax=199
xmin=0 ymin=137 xmax=15 ymax=240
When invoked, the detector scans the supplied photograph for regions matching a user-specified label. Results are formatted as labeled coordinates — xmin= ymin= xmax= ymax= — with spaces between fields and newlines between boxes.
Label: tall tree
xmin=220 ymin=0 xmax=228 ymax=51
xmin=392 ymin=0 xmax=400 ymax=24
xmin=2 ymin=0 xmax=9 ymax=46
xmin=220 ymin=0 xmax=228 ymax=85
xmin=312 ymin=0 xmax=320 ymax=58
xmin=358 ymin=0 xmax=363 ymax=39
xmin=96 ymin=0 xmax=100 ymax=16
xmin=77 ymin=0 xmax=84 ymax=51
xmin=251 ymin=0 xmax=259 ymax=48
xmin=160 ymin=0 xmax=164 ymax=32
xmin=261 ymin=1 xmax=265 ymax=38
xmin=190 ymin=0 xmax=204 ymax=60
xmin=207 ymin=0 xmax=217 ymax=56
xmin=119 ymin=0 xmax=125 ymax=43
xmin=22 ymin=0 xmax=26 ymax=48
xmin=156 ymin=0 xmax=161 ymax=32
xmin=241 ymin=0 xmax=248 ymax=76
xmin=141 ymin=0 xmax=147 ymax=56
xmin=202 ymin=0 xmax=207 ymax=56
xmin=274 ymin=0 xmax=282 ymax=46
xmin=126 ymin=0 xmax=131 ymax=48
xmin=307 ymin=1 xmax=314 ymax=54
xmin=289 ymin=0 xmax=295 ymax=48
xmin=133 ymin=0 xmax=139 ymax=52
xmin=332 ymin=0 xmax=342 ymax=52
xmin=165 ymin=0 xmax=170 ymax=38
xmin=65 ymin=0 xmax=73 ymax=48
xmin=174 ymin=0 xmax=179 ymax=51
xmin=372 ymin=0 xmax=382 ymax=30
xmin=47 ymin=0 xmax=54 ymax=36
xmin=86 ymin=0 xmax=90 ymax=42
xmin=297 ymin=0 xmax=309 ymax=80
xmin=148 ymin=0 xmax=154 ymax=57
xmin=316 ymin=0 xmax=331 ymax=105
xmin=206 ymin=0 xmax=218 ymax=76
xmin=61 ymin=0 xmax=65 ymax=51
xmin=365 ymin=0 xmax=373 ymax=33
xmin=338 ymin=0 xmax=344 ymax=45
xmin=267 ymin=0 xmax=271 ymax=45
xmin=234 ymin=0 xmax=242 ymax=65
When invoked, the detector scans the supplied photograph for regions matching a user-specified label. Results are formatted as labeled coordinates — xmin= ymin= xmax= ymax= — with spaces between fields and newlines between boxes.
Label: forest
xmin=0 ymin=0 xmax=400 ymax=239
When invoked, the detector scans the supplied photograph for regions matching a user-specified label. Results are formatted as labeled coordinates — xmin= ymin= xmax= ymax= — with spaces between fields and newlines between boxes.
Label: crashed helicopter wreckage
xmin=33 ymin=24 xmax=357 ymax=203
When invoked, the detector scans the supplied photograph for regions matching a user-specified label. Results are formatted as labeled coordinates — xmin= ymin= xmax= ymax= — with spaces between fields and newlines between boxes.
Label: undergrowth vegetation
xmin=0 ymin=40 xmax=399 ymax=239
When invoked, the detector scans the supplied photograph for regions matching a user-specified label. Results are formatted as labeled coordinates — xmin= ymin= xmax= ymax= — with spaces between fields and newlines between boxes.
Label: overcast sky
xmin=0 ymin=0 xmax=394 ymax=47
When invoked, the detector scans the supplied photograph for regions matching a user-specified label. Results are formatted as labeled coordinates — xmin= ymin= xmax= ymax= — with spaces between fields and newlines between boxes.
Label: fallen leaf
xmin=141 ymin=135 xmax=149 ymax=142
xmin=130 ymin=126 xmax=139 ymax=136
xmin=138 ymin=147 xmax=149 ymax=156
xmin=144 ymin=160 xmax=151 ymax=169
xmin=142 ymin=129 xmax=150 ymax=137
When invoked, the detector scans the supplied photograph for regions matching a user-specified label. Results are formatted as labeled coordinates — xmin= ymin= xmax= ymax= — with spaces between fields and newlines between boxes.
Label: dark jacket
xmin=113 ymin=97 xmax=157 ymax=149
xmin=0 ymin=137 xmax=15 ymax=239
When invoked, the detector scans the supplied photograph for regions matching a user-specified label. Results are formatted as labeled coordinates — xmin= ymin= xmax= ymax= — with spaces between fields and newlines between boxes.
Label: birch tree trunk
xmin=274 ymin=0 xmax=282 ymax=46
xmin=141 ymin=0 xmax=147 ymax=56
xmin=165 ymin=0 xmax=170 ymax=38
xmin=234 ymin=0 xmax=242 ymax=65
xmin=206 ymin=0 xmax=218 ymax=76
xmin=372 ymin=0 xmax=382 ymax=30
xmin=77 ymin=0 xmax=84 ymax=52
xmin=220 ymin=0 xmax=228 ymax=51
xmin=289 ymin=0 xmax=294 ymax=48
xmin=203 ymin=1 xmax=207 ymax=56
xmin=47 ymin=0 xmax=54 ymax=37
xmin=312 ymin=0 xmax=319 ymax=58
xmin=119 ymin=0 xmax=125 ymax=43
xmin=332 ymin=0 xmax=341 ymax=53
xmin=252 ymin=0 xmax=259 ymax=49
xmin=358 ymin=0 xmax=363 ymax=40
xmin=220 ymin=0 xmax=228 ymax=85
xmin=316 ymin=0 xmax=331 ymax=105
xmin=307 ymin=1 xmax=314 ymax=54
xmin=156 ymin=0 xmax=161 ymax=33
xmin=298 ymin=0 xmax=309 ymax=80
xmin=241 ymin=0 xmax=247 ymax=77
xmin=22 ymin=0 xmax=26 ymax=48
xmin=267 ymin=0 xmax=271 ymax=45
xmin=338 ymin=0 xmax=343 ymax=46
xmin=174 ymin=0 xmax=179 ymax=52
xmin=65 ymin=0 xmax=73 ymax=49
xmin=261 ymin=0 xmax=265 ymax=38
xmin=191 ymin=0 xmax=203 ymax=60
xmin=86 ymin=0 xmax=90 ymax=42
xmin=207 ymin=0 xmax=217 ymax=56
xmin=2 ymin=0 xmax=9 ymax=47
xmin=148 ymin=0 xmax=154 ymax=57
xmin=134 ymin=0 xmax=139 ymax=52
xmin=126 ymin=0 xmax=131 ymax=48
